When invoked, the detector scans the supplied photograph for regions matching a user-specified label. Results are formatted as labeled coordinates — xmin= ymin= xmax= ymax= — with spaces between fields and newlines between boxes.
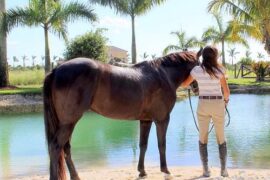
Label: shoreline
xmin=11 ymin=166 xmax=270 ymax=180
xmin=1 ymin=85 xmax=270 ymax=114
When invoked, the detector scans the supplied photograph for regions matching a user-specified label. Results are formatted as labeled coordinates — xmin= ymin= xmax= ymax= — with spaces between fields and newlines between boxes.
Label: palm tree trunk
xmin=265 ymin=33 xmax=270 ymax=54
xmin=0 ymin=0 xmax=9 ymax=87
xmin=131 ymin=14 xmax=137 ymax=64
xmin=221 ymin=39 xmax=226 ymax=66
xmin=44 ymin=25 xmax=51 ymax=74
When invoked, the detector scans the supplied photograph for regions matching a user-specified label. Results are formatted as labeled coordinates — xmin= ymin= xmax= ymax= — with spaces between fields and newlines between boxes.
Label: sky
xmin=6 ymin=0 xmax=269 ymax=66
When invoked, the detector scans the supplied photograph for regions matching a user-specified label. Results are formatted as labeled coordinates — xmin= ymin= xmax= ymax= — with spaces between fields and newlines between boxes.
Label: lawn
xmin=9 ymin=68 xmax=44 ymax=86
xmin=0 ymin=85 xmax=42 ymax=95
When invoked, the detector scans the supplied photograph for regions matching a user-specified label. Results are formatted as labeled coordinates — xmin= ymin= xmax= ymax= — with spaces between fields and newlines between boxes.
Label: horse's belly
xmin=90 ymin=103 xmax=140 ymax=120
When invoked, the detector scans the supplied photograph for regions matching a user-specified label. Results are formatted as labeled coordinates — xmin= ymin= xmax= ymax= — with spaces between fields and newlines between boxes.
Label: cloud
xmin=7 ymin=40 xmax=19 ymax=46
xmin=99 ymin=16 xmax=130 ymax=29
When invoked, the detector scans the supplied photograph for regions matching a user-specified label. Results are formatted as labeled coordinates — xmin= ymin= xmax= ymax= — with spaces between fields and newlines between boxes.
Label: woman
xmin=181 ymin=46 xmax=230 ymax=177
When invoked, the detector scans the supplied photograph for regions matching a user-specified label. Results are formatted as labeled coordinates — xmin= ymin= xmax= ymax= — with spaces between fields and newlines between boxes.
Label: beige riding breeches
xmin=197 ymin=99 xmax=226 ymax=144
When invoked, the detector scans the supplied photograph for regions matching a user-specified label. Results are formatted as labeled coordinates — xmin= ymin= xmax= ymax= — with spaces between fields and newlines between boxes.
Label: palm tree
xmin=90 ymin=0 xmax=167 ymax=64
xmin=22 ymin=55 xmax=28 ymax=68
xmin=163 ymin=31 xmax=204 ymax=55
xmin=1 ymin=0 xmax=97 ymax=74
xmin=141 ymin=52 xmax=148 ymax=61
xmin=151 ymin=54 xmax=157 ymax=60
xmin=208 ymin=0 xmax=270 ymax=55
xmin=202 ymin=13 xmax=248 ymax=66
xmin=0 ymin=0 xmax=9 ymax=87
xmin=257 ymin=52 xmax=265 ymax=61
xmin=245 ymin=50 xmax=252 ymax=59
xmin=32 ymin=55 xmax=36 ymax=67
xmin=13 ymin=56 xmax=19 ymax=67
xmin=227 ymin=47 xmax=239 ymax=65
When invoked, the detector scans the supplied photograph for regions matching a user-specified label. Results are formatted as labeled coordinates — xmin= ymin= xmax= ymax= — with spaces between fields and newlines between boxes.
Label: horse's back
xmin=54 ymin=58 xmax=100 ymax=89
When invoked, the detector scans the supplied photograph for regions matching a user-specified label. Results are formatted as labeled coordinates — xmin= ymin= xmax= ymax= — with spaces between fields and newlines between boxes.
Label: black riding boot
xmin=219 ymin=142 xmax=229 ymax=177
xmin=199 ymin=141 xmax=210 ymax=177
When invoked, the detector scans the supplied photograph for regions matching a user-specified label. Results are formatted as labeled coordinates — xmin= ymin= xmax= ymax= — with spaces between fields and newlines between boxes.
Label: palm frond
xmin=90 ymin=0 xmax=129 ymax=15
xmin=212 ymin=12 xmax=224 ymax=33
xmin=208 ymin=0 xmax=253 ymax=23
xmin=56 ymin=2 xmax=97 ymax=24
xmin=163 ymin=45 xmax=180 ymax=55
xmin=202 ymin=27 xmax=220 ymax=42
xmin=134 ymin=0 xmax=167 ymax=15
xmin=1 ymin=7 xmax=40 ymax=33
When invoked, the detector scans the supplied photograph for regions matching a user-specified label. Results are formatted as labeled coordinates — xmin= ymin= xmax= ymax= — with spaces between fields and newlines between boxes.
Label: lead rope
xmin=188 ymin=89 xmax=230 ymax=134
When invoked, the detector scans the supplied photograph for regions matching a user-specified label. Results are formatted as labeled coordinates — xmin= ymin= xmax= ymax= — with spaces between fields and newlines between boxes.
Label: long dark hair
xmin=201 ymin=46 xmax=224 ymax=78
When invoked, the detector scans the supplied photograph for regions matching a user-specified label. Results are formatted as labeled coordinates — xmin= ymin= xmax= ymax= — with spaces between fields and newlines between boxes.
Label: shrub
xmin=251 ymin=61 xmax=270 ymax=81
xmin=64 ymin=29 xmax=108 ymax=63
xmin=238 ymin=57 xmax=253 ymax=65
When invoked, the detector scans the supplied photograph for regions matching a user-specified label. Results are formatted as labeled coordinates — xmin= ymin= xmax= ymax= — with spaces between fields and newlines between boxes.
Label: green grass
xmin=9 ymin=69 xmax=45 ymax=86
xmin=228 ymin=78 xmax=270 ymax=86
xmin=0 ymin=85 xmax=42 ymax=95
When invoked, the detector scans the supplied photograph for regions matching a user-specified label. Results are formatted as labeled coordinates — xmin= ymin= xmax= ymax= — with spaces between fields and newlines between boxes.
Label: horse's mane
xmin=134 ymin=51 xmax=197 ymax=68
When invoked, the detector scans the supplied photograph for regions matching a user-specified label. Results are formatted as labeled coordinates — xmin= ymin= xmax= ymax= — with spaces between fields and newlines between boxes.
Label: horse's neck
xmin=162 ymin=66 xmax=189 ymax=90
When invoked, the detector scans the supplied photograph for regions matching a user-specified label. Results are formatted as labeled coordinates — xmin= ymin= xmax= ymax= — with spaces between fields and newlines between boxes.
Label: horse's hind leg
xmin=64 ymin=140 xmax=80 ymax=180
xmin=137 ymin=121 xmax=152 ymax=178
xmin=155 ymin=117 xmax=170 ymax=175
xmin=49 ymin=124 xmax=76 ymax=180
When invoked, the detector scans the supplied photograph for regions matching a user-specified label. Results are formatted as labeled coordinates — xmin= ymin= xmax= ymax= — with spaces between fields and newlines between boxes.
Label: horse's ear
xmin=196 ymin=47 xmax=203 ymax=59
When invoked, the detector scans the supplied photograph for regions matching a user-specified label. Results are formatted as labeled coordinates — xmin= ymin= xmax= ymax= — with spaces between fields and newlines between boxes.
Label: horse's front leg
xmin=138 ymin=120 xmax=152 ymax=178
xmin=155 ymin=116 xmax=170 ymax=175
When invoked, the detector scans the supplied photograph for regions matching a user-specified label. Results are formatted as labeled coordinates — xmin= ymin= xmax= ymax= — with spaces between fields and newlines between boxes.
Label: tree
xmin=245 ymin=50 xmax=252 ymax=59
xmin=151 ymin=54 xmax=157 ymax=60
xmin=257 ymin=52 xmax=265 ymax=61
xmin=64 ymin=29 xmax=108 ymax=62
xmin=13 ymin=56 xmax=19 ymax=67
xmin=32 ymin=55 xmax=37 ymax=67
xmin=140 ymin=52 xmax=148 ymax=61
xmin=227 ymin=47 xmax=239 ymax=65
xmin=90 ymin=0 xmax=167 ymax=64
xmin=208 ymin=0 xmax=270 ymax=55
xmin=22 ymin=55 xmax=28 ymax=68
xmin=163 ymin=31 xmax=204 ymax=55
xmin=0 ymin=0 xmax=9 ymax=87
xmin=252 ymin=61 xmax=270 ymax=81
xmin=202 ymin=13 xmax=248 ymax=66
xmin=1 ymin=0 xmax=97 ymax=74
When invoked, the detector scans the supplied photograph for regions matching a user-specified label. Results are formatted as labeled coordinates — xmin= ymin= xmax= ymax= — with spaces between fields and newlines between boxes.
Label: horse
xmin=43 ymin=50 xmax=201 ymax=180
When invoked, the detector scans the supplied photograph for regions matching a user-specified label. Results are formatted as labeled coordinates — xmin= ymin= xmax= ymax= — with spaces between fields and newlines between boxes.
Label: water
xmin=0 ymin=94 xmax=270 ymax=179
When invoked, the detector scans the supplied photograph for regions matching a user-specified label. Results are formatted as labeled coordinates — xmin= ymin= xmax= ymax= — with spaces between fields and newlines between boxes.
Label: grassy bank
xmin=0 ymin=85 xmax=42 ymax=95
xmin=9 ymin=69 xmax=44 ymax=86
xmin=228 ymin=78 xmax=270 ymax=86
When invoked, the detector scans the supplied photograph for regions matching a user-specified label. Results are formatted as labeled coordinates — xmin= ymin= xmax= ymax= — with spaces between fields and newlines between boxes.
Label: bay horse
xmin=43 ymin=50 xmax=201 ymax=180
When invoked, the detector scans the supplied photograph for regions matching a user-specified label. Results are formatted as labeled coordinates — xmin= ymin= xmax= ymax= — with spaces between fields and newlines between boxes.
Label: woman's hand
xmin=224 ymin=98 xmax=229 ymax=106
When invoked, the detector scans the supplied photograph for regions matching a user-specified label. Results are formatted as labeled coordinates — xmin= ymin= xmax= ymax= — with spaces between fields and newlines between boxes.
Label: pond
xmin=0 ymin=94 xmax=270 ymax=179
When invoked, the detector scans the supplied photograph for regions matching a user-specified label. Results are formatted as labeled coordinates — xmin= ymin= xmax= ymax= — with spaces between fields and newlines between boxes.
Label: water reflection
xmin=0 ymin=94 xmax=269 ymax=179
xmin=71 ymin=113 xmax=139 ymax=168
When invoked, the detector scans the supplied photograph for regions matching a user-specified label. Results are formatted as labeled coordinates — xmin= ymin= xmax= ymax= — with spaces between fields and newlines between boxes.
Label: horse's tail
xmin=43 ymin=69 xmax=66 ymax=180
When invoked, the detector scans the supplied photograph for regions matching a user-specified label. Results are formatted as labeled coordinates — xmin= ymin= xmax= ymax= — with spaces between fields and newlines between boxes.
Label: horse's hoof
xmin=71 ymin=176 xmax=80 ymax=180
xmin=161 ymin=168 xmax=170 ymax=175
xmin=138 ymin=172 xmax=147 ymax=179
xmin=163 ymin=173 xmax=173 ymax=180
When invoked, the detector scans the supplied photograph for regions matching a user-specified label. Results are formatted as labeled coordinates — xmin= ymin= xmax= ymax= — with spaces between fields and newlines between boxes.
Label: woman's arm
xmin=220 ymin=75 xmax=230 ymax=103
xmin=181 ymin=75 xmax=194 ymax=88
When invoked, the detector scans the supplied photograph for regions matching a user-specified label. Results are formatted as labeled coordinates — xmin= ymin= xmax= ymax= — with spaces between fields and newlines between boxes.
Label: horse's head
xmin=186 ymin=48 xmax=202 ymax=95
xmin=153 ymin=49 xmax=202 ymax=89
